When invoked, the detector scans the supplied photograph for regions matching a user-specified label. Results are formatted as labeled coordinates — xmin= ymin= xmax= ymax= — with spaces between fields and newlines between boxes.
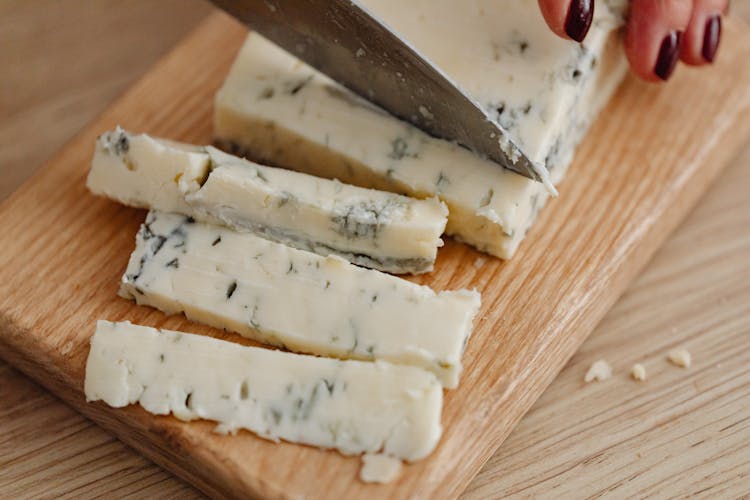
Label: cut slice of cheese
xmin=87 ymin=128 xmax=211 ymax=218
xmin=88 ymin=128 xmax=448 ymax=274
xmin=120 ymin=211 xmax=481 ymax=388
xmin=85 ymin=320 xmax=443 ymax=461
xmin=214 ymin=0 xmax=628 ymax=258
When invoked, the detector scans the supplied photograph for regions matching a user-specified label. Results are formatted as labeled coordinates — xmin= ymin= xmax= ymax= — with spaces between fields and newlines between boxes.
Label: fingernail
xmin=565 ymin=0 xmax=594 ymax=43
xmin=654 ymin=31 xmax=683 ymax=81
xmin=702 ymin=15 xmax=722 ymax=63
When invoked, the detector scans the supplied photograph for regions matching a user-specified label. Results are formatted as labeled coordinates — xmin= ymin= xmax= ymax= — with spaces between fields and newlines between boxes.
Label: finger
xmin=538 ymin=0 xmax=595 ymax=43
xmin=680 ymin=0 xmax=728 ymax=65
xmin=625 ymin=0 xmax=693 ymax=82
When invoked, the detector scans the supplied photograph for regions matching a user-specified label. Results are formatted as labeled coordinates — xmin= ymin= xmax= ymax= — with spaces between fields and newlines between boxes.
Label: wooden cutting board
xmin=1 ymin=11 xmax=749 ymax=499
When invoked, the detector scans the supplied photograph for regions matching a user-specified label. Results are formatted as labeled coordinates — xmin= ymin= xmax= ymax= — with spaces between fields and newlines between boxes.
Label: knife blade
xmin=210 ymin=0 xmax=550 ymax=184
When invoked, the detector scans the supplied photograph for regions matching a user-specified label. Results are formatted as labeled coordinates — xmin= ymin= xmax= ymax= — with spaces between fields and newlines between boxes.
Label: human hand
xmin=537 ymin=0 xmax=728 ymax=81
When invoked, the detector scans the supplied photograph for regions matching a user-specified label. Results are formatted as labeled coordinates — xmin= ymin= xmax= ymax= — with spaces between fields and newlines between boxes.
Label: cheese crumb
xmin=631 ymin=363 xmax=646 ymax=381
xmin=668 ymin=349 xmax=691 ymax=368
xmin=584 ymin=360 xmax=612 ymax=383
xmin=473 ymin=256 xmax=487 ymax=269
xmin=359 ymin=453 xmax=403 ymax=484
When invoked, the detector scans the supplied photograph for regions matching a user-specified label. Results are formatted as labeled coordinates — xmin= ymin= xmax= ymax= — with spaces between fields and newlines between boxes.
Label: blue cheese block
xmin=213 ymin=0 xmax=628 ymax=258
xmin=85 ymin=320 xmax=443 ymax=461
xmin=119 ymin=211 xmax=481 ymax=388
xmin=88 ymin=128 xmax=448 ymax=275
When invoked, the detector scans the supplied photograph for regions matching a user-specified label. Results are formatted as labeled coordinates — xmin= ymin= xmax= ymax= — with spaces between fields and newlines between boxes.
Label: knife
xmin=210 ymin=0 xmax=549 ymax=184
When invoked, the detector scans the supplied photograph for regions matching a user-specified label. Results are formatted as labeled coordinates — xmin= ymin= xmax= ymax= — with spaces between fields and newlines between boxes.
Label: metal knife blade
xmin=211 ymin=0 xmax=548 ymax=183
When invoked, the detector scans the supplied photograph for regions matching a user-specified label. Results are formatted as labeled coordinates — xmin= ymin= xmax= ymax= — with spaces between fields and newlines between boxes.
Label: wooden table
xmin=1 ymin=1 xmax=748 ymax=497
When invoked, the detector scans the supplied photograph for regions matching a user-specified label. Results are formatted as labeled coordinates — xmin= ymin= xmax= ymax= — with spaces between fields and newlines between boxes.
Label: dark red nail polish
xmin=565 ymin=0 xmax=594 ymax=43
xmin=654 ymin=31 xmax=683 ymax=81
xmin=702 ymin=15 xmax=722 ymax=63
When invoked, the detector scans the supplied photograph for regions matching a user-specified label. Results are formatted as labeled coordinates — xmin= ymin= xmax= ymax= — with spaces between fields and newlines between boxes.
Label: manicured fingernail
xmin=702 ymin=15 xmax=722 ymax=63
xmin=565 ymin=0 xmax=594 ymax=43
xmin=654 ymin=31 xmax=683 ymax=81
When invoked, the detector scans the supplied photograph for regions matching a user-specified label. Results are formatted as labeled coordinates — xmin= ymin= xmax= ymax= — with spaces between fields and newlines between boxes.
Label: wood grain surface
xmin=1 ymin=3 xmax=750 ymax=499
xmin=463 ymin=142 xmax=750 ymax=499
xmin=0 ymin=0 xmax=211 ymax=202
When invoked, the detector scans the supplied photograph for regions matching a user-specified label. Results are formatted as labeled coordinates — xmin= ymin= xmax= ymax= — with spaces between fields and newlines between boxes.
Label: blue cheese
xmin=120 ymin=211 xmax=481 ymax=388
xmin=87 ymin=127 xmax=212 ymax=218
xmin=85 ymin=320 xmax=443 ymax=461
xmin=214 ymin=0 xmax=628 ymax=258
xmin=191 ymin=147 xmax=447 ymax=274
xmin=87 ymin=128 xmax=448 ymax=274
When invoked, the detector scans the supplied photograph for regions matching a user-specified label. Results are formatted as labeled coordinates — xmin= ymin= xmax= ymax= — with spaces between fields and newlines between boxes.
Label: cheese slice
xmin=214 ymin=0 xmax=628 ymax=258
xmin=88 ymin=128 xmax=448 ymax=274
xmin=85 ymin=320 xmax=443 ymax=461
xmin=120 ymin=211 xmax=481 ymax=388
xmin=87 ymin=127 xmax=211 ymax=218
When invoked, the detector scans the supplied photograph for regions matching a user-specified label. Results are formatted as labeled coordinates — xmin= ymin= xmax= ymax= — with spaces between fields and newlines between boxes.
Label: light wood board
xmin=1 ymin=11 xmax=749 ymax=500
